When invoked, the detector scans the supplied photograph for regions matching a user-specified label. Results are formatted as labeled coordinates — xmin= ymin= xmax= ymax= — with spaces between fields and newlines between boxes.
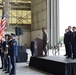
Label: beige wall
xmin=31 ymin=0 xmax=47 ymax=30
xmin=31 ymin=0 xmax=47 ymax=41
xmin=3 ymin=31 xmax=31 ymax=48
xmin=31 ymin=30 xmax=42 ymax=41
xmin=31 ymin=29 xmax=48 ymax=41
xmin=3 ymin=0 xmax=47 ymax=47
xmin=19 ymin=32 xmax=31 ymax=47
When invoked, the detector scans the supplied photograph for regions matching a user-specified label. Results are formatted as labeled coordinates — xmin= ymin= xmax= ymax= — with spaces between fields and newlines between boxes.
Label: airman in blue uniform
xmin=8 ymin=33 xmax=18 ymax=75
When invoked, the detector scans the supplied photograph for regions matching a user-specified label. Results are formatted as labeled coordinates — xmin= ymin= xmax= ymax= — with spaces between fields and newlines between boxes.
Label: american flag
xmin=0 ymin=9 xmax=6 ymax=40
xmin=1 ymin=9 xmax=6 ymax=31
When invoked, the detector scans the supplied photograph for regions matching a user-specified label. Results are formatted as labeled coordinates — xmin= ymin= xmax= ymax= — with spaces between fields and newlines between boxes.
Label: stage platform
xmin=29 ymin=56 xmax=76 ymax=75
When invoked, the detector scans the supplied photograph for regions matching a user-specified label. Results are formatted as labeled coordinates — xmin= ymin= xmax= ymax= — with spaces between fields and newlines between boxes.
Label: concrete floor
xmin=0 ymin=50 xmax=53 ymax=75
xmin=0 ymin=63 xmax=53 ymax=75
xmin=0 ymin=46 xmax=65 ymax=75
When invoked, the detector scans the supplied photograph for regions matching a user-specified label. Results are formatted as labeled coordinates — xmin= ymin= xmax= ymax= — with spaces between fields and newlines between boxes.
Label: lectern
xmin=34 ymin=38 xmax=43 ymax=56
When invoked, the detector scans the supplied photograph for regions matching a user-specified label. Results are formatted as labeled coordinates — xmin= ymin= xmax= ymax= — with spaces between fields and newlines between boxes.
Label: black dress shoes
xmin=64 ymin=54 xmax=67 ymax=56
xmin=3 ymin=69 xmax=6 ymax=71
xmin=0 ymin=67 xmax=3 ymax=69
xmin=5 ymin=71 xmax=9 ymax=73
xmin=71 ymin=57 xmax=76 ymax=59
xmin=66 ymin=56 xmax=71 ymax=58
xmin=9 ymin=73 xmax=16 ymax=75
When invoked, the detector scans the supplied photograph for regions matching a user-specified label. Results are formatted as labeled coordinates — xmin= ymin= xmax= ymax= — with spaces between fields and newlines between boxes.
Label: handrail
xmin=52 ymin=42 xmax=62 ymax=55
xmin=46 ymin=41 xmax=62 ymax=55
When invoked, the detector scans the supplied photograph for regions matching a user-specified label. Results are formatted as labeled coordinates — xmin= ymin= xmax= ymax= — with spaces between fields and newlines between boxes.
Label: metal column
xmin=47 ymin=0 xmax=59 ymax=47
xmin=47 ymin=0 xmax=51 ymax=43
xmin=3 ymin=0 xmax=10 ymax=28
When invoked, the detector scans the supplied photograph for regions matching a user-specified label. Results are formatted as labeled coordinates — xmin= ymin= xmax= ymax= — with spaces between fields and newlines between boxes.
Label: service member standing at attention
xmin=8 ymin=33 xmax=18 ymax=75
xmin=64 ymin=29 xmax=68 ymax=56
xmin=42 ymin=27 xmax=47 ymax=56
xmin=67 ymin=26 xmax=72 ymax=58
xmin=5 ymin=34 xmax=11 ymax=73
xmin=0 ymin=40 xmax=3 ymax=69
xmin=30 ymin=39 xmax=35 ymax=56
xmin=2 ymin=34 xmax=9 ymax=71
xmin=71 ymin=27 xmax=76 ymax=59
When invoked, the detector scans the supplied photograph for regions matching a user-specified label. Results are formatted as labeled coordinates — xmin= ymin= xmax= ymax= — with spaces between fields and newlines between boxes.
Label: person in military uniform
xmin=8 ymin=33 xmax=18 ymax=75
xmin=30 ymin=39 xmax=35 ymax=56
xmin=7 ymin=34 xmax=12 ymax=73
xmin=64 ymin=29 xmax=68 ymax=56
xmin=2 ymin=34 xmax=9 ymax=71
xmin=2 ymin=34 xmax=8 ymax=71
xmin=67 ymin=26 xmax=72 ymax=58
xmin=42 ymin=27 xmax=47 ymax=56
xmin=0 ymin=40 xmax=3 ymax=69
xmin=71 ymin=27 xmax=76 ymax=59
xmin=4 ymin=34 xmax=11 ymax=73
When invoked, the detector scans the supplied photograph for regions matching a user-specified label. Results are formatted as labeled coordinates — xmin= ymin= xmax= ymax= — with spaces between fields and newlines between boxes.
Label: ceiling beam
xmin=0 ymin=2 xmax=31 ymax=10
xmin=0 ymin=7 xmax=31 ymax=10
xmin=11 ymin=6 xmax=31 ymax=10
xmin=9 ymin=23 xmax=31 ymax=29
xmin=10 ymin=2 xmax=31 ymax=7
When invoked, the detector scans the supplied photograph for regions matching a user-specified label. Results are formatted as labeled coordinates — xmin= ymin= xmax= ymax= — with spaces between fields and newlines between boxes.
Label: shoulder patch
xmin=13 ymin=42 xmax=16 ymax=45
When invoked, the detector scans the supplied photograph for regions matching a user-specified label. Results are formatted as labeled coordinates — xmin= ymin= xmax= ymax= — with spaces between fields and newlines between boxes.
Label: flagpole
xmin=3 ymin=0 xmax=10 ymax=30
xmin=0 ymin=1 xmax=7 ymax=40
xmin=2 ymin=2 xmax=7 ymax=34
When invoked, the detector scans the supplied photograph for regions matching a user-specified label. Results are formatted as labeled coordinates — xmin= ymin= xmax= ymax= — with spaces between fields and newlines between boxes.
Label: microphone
xmin=37 ymin=34 xmax=40 ymax=38
xmin=38 ymin=34 xmax=40 ymax=36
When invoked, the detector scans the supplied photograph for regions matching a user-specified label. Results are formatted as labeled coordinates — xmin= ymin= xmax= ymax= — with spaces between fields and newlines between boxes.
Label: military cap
xmin=5 ymin=34 xmax=9 ymax=36
xmin=11 ymin=33 xmax=16 ymax=36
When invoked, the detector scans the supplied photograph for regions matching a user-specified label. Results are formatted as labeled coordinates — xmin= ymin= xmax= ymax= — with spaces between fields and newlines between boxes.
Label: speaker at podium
xmin=34 ymin=38 xmax=43 ymax=56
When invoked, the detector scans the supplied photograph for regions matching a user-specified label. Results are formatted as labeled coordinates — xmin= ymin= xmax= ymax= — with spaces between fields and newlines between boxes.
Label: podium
xmin=34 ymin=38 xmax=43 ymax=56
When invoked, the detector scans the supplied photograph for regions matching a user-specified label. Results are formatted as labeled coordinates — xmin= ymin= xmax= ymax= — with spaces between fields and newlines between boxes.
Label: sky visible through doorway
xmin=59 ymin=0 xmax=76 ymax=37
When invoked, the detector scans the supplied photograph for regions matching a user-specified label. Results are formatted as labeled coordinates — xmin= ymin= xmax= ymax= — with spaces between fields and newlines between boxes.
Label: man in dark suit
xmin=67 ymin=26 xmax=72 ymax=58
xmin=64 ymin=29 xmax=68 ymax=56
xmin=30 ymin=40 xmax=35 ymax=56
xmin=71 ymin=27 xmax=76 ymax=59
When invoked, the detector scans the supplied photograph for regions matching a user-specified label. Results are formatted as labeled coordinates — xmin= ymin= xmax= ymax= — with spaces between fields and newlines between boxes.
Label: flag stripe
xmin=1 ymin=9 xmax=6 ymax=31
xmin=1 ymin=17 xmax=6 ymax=23
xmin=0 ymin=9 xmax=6 ymax=40
xmin=1 ymin=21 xmax=6 ymax=27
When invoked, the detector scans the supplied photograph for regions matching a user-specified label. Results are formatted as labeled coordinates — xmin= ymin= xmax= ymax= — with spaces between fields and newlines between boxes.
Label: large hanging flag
xmin=0 ymin=9 xmax=6 ymax=40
